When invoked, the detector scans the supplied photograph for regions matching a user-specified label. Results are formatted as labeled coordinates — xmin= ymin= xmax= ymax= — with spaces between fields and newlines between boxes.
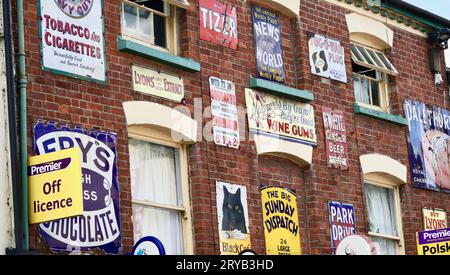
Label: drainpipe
xmin=17 ymin=0 xmax=28 ymax=251
xmin=2 ymin=0 xmax=22 ymax=252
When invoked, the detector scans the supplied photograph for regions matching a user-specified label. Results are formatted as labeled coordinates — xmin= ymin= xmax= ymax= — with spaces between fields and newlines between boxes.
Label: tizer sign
xmin=417 ymin=228 xmax=450 ymax=255
xmin=28 ymin=147 xmax=83 ymax=224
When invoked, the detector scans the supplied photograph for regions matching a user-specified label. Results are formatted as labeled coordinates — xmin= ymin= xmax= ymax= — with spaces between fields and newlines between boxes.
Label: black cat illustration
xmin=221 ymin=187 xmax=247 ymax=234
xmin=312 ymin=50 xmax=328 ymax=74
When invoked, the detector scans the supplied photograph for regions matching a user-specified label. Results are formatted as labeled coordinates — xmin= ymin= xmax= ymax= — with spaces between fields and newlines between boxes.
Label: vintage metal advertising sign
xmin=28 ymin=147 xmax=83 ymax=224
xmin=308 ymin=33 xmax=347 ymax=83
xmin=328 ymin=202 xmax=356 ymax=255
xmin=199 ymin=0 xmax=238 ymax=49
xmin=216 ymin=181 xmax=251 ymax=255
xmin=209 ymin=77 xmax=239 ymax=149
xmin=322 ymin=107 xmax=349 ymax=169
xmin=132 ymin=65 xmax=184 ymax=102
xmin=416 ymin=228 xmax=450 ymax=255
xmin=423 ymin=208 xmax=447 ymax=231
xmin=261 ymin=186 xmax=301 ymax=255
xmin=33 ymin=121 xmax=121 ymax=254
xmin=39 ymin=0 xmax=106 ymax=82
xmin=404 ymin=99 xmax=450 ymax=192
xmin=252 ymin=6 xmax=285 ymax=83
xmin=245 ymin=88 xmax=317 ymax=146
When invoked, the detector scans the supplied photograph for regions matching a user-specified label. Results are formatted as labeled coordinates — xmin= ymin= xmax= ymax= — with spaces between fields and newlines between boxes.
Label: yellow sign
xmin=416 ymin=228 xmax=450 ymax=255
xmin=28 ymin=147 xmax=83 ymax=224
xmin=423 ymin=208 xmax=447 ymax=231
xmin=261 ymin=186 xmax=301 ymax=255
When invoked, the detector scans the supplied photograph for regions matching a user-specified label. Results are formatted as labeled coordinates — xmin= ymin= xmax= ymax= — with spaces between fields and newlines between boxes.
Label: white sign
xmin=308 ymin=33 xmax=347 ymax=83
xmin=40 ymin=0 xmax=106 ymax=82
xmin=210 ymin=77 xmax=239 ymax=149
xmin=132 ymin=65 xmax=184 ymax=102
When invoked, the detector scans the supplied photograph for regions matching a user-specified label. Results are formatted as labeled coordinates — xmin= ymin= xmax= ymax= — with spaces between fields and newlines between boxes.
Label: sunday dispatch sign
xmin=28 ymin=147 xmax=83 ymax=224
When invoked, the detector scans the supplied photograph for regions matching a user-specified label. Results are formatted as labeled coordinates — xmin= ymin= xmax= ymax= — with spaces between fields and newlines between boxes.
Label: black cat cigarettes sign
xmin=216 ymin=181 xmax=251 ymax=255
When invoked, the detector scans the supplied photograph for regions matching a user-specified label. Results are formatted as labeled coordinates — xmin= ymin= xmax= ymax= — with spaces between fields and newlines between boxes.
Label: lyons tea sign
xmin=33 ymin=121 xmax=121 ymax=254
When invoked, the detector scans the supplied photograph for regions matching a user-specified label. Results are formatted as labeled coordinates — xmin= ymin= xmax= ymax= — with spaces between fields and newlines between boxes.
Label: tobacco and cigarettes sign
xmin=423 ymin=208 xmax=447 ymax=231
xmin=39 ymin=0 xmax=106 ymax=82
xmin=209 ymin=77 xmax=239 ymax=149
xmin=322 ymin=107 xmax=349 ymax=169
xmin=132 ymin=65 xmax=184 ymax=102
xmin=416 ymin=228 xmax=450 ymax=255
xmin=28 ymin=147 xmax=83 ymax=224
xmin=328 ymin=202 xmax=356 ymax=254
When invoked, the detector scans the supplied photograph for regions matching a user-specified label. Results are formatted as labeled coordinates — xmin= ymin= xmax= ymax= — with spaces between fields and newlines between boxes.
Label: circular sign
xmin=54 ymin=0 xmax=95 ymax=18
xmin=131 ymin=236 xmax=166 ymax=255
xmin=238 ymin=249 xmax=258 ymax=255
xmin=335 ymin=235 xmax=375 ymax=255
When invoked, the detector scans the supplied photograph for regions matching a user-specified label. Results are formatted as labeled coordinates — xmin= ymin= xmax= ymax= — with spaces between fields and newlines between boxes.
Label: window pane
xmin=371 ymin=236 xmax=397 ymax=255
xmin=353 ymin=75 xmax=362 ymax=102
xmin=138 ymin=9 xmax=152 ymax=38
xmin=376 ymin=52 xmax=395 ymax=71
xmin=367 ymin=49 xmax=385 ymax=69
xmin=154 ymin=14 xmax=167 ymax=48
xmin=356 ymin=45 xmax=374 ymax=65
xmin=370 ymin=80 xmax=380 ymax=107
xmin=124 ymin=4 xmax=138 ymax=30
xmin=132 ymin=205 xmax=184 ymax=255
xmin=361 ymin=78 xmax=371 ymax=105
xmin=364 ymin=184 xmax=398 ymax=236
xmin=129 ymin=138 xmax=181 ymax=207
xmin=350 ymin=44 xmax=365 ymax=63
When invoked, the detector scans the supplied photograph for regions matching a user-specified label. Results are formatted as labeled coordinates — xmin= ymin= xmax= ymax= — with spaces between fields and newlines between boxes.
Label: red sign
xmin=322 ymin=107 xmax=349 ymax=169
xmin=199 ymin=0 xmax=238 ymax=49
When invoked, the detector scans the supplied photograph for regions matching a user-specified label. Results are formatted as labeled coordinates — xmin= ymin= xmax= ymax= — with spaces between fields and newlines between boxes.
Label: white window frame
xmin=121 ymin=0 xmax=180 ymax=55
xmin=352 ymin=69 xmax=390 ymax=112
xmin=364 ymin=179 xmax=405 ymax=255
xmin=128 ymin=126 xmax=194 ymax=255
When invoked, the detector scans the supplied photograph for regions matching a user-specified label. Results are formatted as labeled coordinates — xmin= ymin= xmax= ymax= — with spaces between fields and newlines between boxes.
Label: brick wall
xmin=16 ymin=0 xmax=450 ymax=255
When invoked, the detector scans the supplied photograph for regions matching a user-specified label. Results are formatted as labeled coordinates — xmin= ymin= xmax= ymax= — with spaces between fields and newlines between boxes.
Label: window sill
xmin=249 ymin=77 xmax=314 ymax=102
xmin=353 ymin=103 xmax=408 ymax=126
xmin=117 ymin=36 xmax=201 ymax=72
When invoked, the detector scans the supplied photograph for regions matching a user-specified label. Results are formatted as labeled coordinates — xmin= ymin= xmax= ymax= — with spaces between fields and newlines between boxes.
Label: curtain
xmin=129 ymin=138 xmax=183 ymax=255
xmin=364 ymin=184 xmax=398 ymax=255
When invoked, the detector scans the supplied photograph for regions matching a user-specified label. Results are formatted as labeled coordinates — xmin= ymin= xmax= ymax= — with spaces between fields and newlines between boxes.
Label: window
xmin=351 ymin=43 xmax=398 ymax=112
xmin=364 ymin=182 xmax=403 ymax=255
xmin=129 ymin=135 xmax=192 ymax=255
xmin=121 ymin=0 xmax=189 ymax=54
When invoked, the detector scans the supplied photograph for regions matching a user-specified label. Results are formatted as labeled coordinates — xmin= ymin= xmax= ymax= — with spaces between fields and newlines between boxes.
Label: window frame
xmin=352 ymin=68 xmax=390 ymax=112
xmin=364 ymin=179 xmax=405 ymax=255
xmin=128 ymin=126 xmax=193 ymax=255
xmin=121 ymin=0 xmax=179 ymax=55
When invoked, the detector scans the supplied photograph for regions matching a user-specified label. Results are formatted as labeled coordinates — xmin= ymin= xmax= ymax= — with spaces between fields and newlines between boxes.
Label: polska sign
xmin=417 ymin=228 xmax=450 ymax=255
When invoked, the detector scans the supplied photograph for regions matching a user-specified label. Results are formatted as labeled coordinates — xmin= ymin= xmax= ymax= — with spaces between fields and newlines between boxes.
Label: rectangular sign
xmin=245 ymin=88 xmax=317 ymax=146
xmin=328 ymin=202 xmax=356 ymax=254
xmin=209 ymin=77 xmax=239 ymax=149
xmin=322 ymin=108 xmax=349 ymax=169
xmin=404 ymin=99 xmax=450 ymax=192
xmin=416 ymin=228 xmax=450 ymax=255
xmin=199 ymin=0 xmax=238 ymax=49
xmin=39 ymin=0 xmax=106 ymax=82
xmin=132 ymin=65 xmax=184 ymax=102
xmin=252 ymin=6 xmax=285 ymax=83
xmin=33 ymin=121 xmax=121 ymax=254
xmin=261 ymin=186 xmax=301 ymax=255
xmin=423 ymin=208 xmax=447 ymax=231
xmin=28 ymin=147 xmax=83 ymax=224
xmin=216 ymin=181 xmax=251 ymax=255
xmin=308 ymin=33 xmax=347 ymax=83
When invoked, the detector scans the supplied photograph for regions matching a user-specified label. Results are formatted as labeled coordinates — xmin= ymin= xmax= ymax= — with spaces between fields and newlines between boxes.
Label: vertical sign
xmin=416 ymin=228 xmax=450 ymax=255
xmin=199 ymin=0 xmax=238 ymax=49
xmin=252 ymin=6 xmax=285 ymax=83
xmin=308 ymin=33 xmax=347 ymax=83
xmin=261 ymin=186 xmax=301 ymax=255
xmin=423 ymin=208 xmax=447 ymax=231
xmin=328 ymin=202 xmax=356 ymax=255
xmin=322 ymin=107 xmax=349 ymax=169
xmin=404 ymin=99 xmax=450 ymax=192
xmin=39 ymin=0 xmax=106 ymax=82
xmin=216 ymin=181 xmax=251 ymax=255
xmin=28 ymin=147 xmax=83 ymax=224
xmin=33 ymin=121 xmax=121 ymax=254
xmin=209 ymin=77 xmax=239 ymax=149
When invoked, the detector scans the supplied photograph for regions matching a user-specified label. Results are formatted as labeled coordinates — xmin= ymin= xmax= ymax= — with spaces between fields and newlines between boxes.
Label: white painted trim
xmin=123 ymin=101 xmax=197 ymax=144
xmin=346 ymin=13 xmax=394 ymax=49
xmin=250 ymin=0 xmax=300 ymax=17
xmin=254 ymin=135 xmax=313 ymax=166
xmin=360 ymin=154 xmax=407 ymax=185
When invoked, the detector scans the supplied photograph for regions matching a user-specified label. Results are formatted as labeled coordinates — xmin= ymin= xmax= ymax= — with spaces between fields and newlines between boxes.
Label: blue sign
xmin=132 ymin=236 xmax=166 ymax=255
xmin=404 ymin=99 xmax=450 ymax=192
xmin=33 ymin=120 xmax=122 ymax=254
xmin=252 ymin=6 xmax=285 ymax=83
xmin=328 ymin=202 xmax=356 ymax=255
